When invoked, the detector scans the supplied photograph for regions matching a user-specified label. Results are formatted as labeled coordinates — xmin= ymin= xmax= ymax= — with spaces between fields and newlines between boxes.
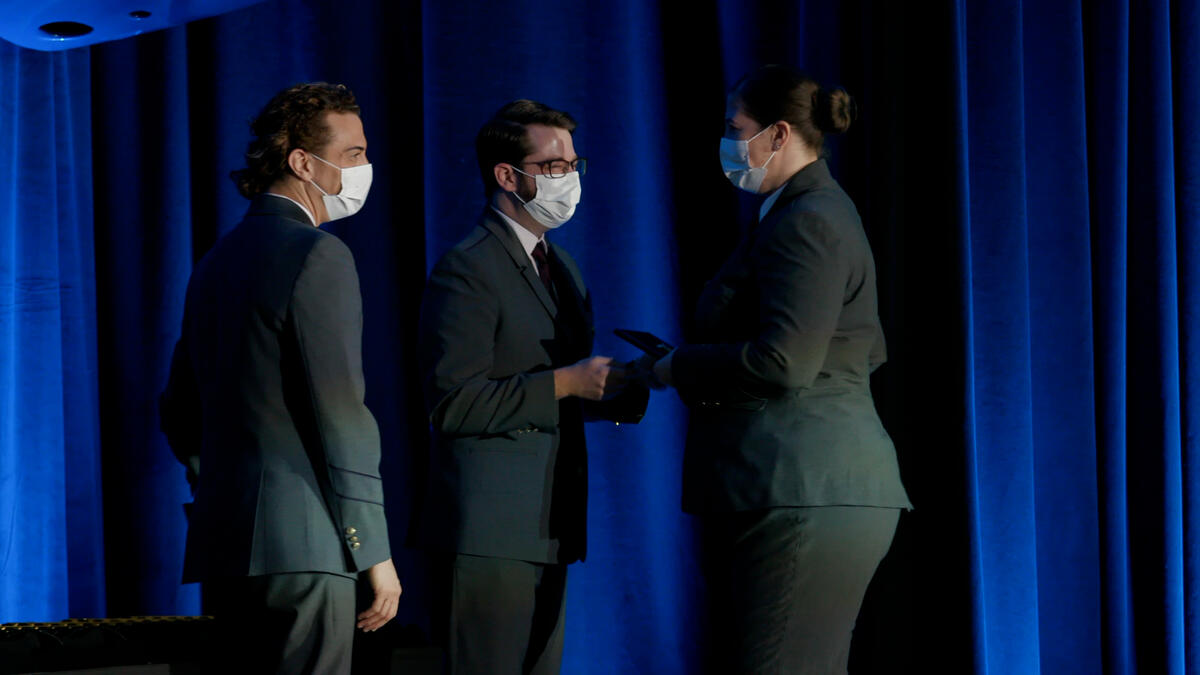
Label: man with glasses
xmin=417 ymin=99 xmax=648 ymax=674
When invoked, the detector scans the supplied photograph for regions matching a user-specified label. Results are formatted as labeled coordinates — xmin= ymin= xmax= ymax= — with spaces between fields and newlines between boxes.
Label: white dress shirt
xmin=491 ymin=206 xmax=545 ymax=270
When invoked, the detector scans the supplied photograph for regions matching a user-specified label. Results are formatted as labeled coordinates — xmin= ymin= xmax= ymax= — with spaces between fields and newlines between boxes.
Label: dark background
xmin=3 ymin=0 xmax=1198 ymax=673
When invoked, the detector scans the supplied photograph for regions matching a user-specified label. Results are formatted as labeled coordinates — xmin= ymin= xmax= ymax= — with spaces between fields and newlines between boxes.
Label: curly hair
xmin=231 ymin=82 xmax=361 ymax=199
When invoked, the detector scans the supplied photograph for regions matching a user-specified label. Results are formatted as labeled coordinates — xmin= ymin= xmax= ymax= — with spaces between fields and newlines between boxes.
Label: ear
xmin=287 ymin=148 xmax=314 ymax=181
xmin=770 ymin=121 xmax=790 ymax=151
xmin=494 ymin=163 xmax=519 ymax=192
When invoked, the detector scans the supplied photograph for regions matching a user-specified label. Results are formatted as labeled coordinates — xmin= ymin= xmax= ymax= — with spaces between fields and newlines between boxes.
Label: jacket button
xmin=350 ymin=542 xmax=361 ymax=550
xmin=345 ymin=527 xmax=357 ymax=535
xmin=349 ymin=536 xmax=359 ymax=543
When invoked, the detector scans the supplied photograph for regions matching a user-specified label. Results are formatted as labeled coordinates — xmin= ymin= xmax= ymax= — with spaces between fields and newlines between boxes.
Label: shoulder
xmin=290 ymin=229 xmax=357 ymax=292
xmin=432 ymin=225 xmax=506 ymax=276
xmin=291 ymin=226 xmax=351 ymax=268
xmin=765 ymin=199 xmax=845 ymax=248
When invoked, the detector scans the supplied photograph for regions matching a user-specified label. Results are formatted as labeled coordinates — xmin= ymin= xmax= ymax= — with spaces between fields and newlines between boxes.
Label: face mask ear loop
xmin=749 ymin=123 xmax=779 ymax=169
xmin=309 ymin=177 xmax=332 ymax=197
xmin=507 ymin=164 xmax=536 ymax=205
xmin=306 ymin=152 xmax=337 ymax=197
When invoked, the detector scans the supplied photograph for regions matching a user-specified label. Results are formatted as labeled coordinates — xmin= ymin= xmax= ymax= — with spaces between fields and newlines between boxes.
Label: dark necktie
xmin=530 ymin=240 xmax=553 ymax=295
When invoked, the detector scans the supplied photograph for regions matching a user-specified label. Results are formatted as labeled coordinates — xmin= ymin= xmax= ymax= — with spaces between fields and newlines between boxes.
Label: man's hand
xmin=555 ymin=356 xmax=622 ymax=400
xmin=357 ymin=558 xmax=402 ymax=632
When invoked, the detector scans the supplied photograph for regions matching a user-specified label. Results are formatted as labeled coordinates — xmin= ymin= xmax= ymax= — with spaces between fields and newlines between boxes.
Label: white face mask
xmin=309 ymin=153 xmax=373 ymax=221
xmin=510 ymin=167 xmax=582 ymax=229
xmin=720 ymin=124 xmax=777 ymax=193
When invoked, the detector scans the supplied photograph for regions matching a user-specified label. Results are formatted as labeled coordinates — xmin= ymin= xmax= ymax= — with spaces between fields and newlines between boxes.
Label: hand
xmin=652 ymin=351 xmax=675 ymax=388
xmin=603 ymin=361 xmax=629 ymax=399
xmin=357 ymin=558 xmax=402 ymax=632
xmin=626 ymin=353 xmax=667 ymax=390
xmin=555 ymin=356 xmax=616 ymax=400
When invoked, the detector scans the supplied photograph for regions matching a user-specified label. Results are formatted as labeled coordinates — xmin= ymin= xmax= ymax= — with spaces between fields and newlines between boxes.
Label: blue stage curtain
xmin=5 ymin=0 xmax=1200 ymax=673
xmin=954 ymin=0 xmax=1200 ymax=672
xmin=0 ymin=43 xmax=106 ymax=621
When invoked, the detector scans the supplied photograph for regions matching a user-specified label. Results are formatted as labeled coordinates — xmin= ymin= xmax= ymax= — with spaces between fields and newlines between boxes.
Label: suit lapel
xmin=480 ymin=210 xmax=558 ymax=317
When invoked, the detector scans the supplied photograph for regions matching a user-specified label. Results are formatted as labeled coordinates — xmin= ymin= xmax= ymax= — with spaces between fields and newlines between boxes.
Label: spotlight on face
xmin=0 ymin=0 xmax=266 ymax=51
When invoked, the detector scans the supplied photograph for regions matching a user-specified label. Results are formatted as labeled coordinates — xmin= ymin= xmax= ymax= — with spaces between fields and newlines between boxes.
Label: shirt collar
xmin=491 ymin=206 xmax=545 ymax=261
xmin=265 ymin=192 xmax=317 ymax=227
xmin=759 ymin=183 xmax=787 ymax=222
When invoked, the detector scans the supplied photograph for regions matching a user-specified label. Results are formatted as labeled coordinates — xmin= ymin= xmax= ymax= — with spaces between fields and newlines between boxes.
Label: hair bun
xmin=814 ymin=87 xmax=854 ymax=134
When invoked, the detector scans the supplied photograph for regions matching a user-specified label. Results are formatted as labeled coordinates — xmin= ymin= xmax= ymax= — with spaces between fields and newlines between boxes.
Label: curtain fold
xmin=1022 ymin=2 xmax=1103 ymax=673
xmin=1125 ymin=1 xmax=1185 ymax=673
xmin=1084 ymin=1 xmax=1134 ymax=673
xmin=959 ymin=3 xmax=1042 ymax=672
xmin=91 ymin=26 xmax=200 ymax=618
xmin=0 ymin=42 xmax=104 ymax=622
xmin=1173 ymin=2 xmax=1200 ymax=674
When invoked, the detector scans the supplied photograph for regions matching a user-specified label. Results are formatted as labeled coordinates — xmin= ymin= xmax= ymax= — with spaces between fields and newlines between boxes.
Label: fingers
xmin=358 ymin=559 xmax=402 ymax=632
xmin=583 ymin=360 xmax=612 ymax=400
xmin=356 ymin=589 xmax=400 ymax=632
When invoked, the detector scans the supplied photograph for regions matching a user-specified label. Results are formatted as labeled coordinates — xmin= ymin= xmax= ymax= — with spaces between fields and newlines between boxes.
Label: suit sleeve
xmin=290 ymin=234 xmax=390 ymax=572
xmin=869 ymin=319 xmax=887 ymax=373
xmin=672 ymin=209 xmax=847 ymax=400
xmin=419 ymin=249 xmax=558 ymax=437
xmin=583 ymin=386 xmax=650 ymax=423
xmin=580 ymin=282 xmax=650 ymax=423
xmin=160 ymin=330 xmax=201 ymax=491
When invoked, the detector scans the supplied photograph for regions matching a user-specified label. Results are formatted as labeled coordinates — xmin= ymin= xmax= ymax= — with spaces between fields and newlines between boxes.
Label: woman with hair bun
xmin=650 ymin=65 xmax=911 ymax=673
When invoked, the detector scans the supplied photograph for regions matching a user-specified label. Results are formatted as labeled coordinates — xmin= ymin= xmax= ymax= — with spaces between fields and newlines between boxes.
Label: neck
xmin=492 ymin=190 xmax=549 ymax=239
xmin=760 ymin=147 xmax=820 ymax=194
xmin=268 ymin=176 xmax=327 ymax=226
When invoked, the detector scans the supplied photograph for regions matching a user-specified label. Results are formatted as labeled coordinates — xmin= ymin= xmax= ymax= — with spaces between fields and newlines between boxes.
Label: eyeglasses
xmin=514 ymin=157 xmax=588 ymax=179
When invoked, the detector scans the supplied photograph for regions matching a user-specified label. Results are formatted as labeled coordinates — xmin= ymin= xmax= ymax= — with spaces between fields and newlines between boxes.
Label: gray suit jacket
xmin=673 ymin=159 xmax=911 ymax=513
xmin=160 ymin=195 xmax=390 ymax=582
xmin=417 ymin=209 xmax=647 ymax=565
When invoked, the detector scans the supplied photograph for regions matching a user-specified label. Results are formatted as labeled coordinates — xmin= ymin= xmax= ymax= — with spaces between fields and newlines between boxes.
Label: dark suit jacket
xmin=160 ymin=195 xmax=390 ymax=582
xmin=417 ymin=208 xmax=647 ymax=565
xmin=673 ymin=159 xmax=911 ymax=514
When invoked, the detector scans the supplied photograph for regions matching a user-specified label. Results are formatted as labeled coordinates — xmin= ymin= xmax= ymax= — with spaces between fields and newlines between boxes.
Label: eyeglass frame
xmin=509 ymin=157 xmax=588 ymax=179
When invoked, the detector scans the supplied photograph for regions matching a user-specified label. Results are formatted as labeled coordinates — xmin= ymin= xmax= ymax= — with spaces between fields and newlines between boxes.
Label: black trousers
xmin=201 ymin=571 xmax=356 ymax=675
xmin=700 ymin=506 xmax=901 ymax=675
xmin=431 ymin=553 xmax=569 ymax=675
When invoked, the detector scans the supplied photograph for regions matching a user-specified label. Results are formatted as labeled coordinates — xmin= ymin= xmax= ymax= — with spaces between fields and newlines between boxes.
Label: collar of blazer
xmin=479 ymin=208 xmax=559 ymax=318
xmin=760 ymin=157 xmax=836 ymax=224
xmin=247 ymin=193 xmax=317 ymax=227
